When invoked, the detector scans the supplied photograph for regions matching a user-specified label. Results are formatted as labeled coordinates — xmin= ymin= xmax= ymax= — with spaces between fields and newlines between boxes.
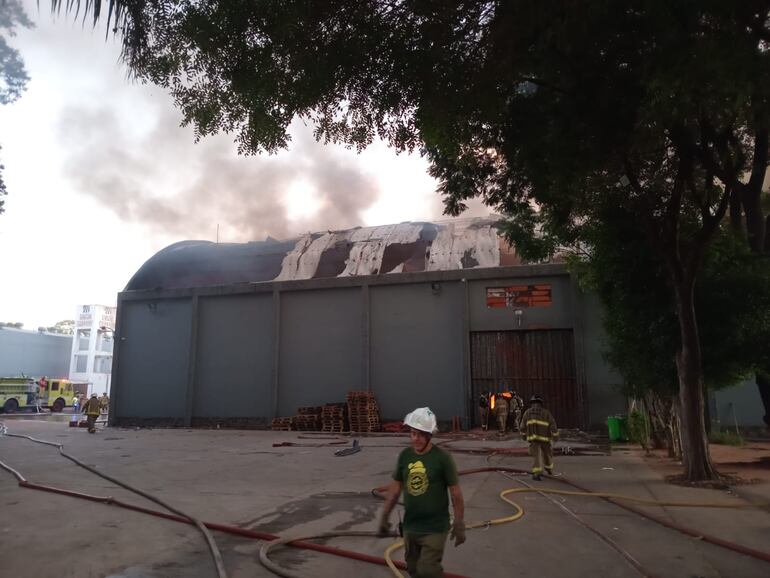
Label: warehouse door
xmin=470 ymin=330 xmax=581 ymax=428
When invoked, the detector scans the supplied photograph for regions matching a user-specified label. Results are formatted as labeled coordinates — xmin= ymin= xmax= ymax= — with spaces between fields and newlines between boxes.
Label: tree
xmin=0 ymin=0 xmax=32 ymax=213
xmin=574 ymin=202 xmax=770 ymax=454
xmin=0 ymin=321 xmax=24 ymax=329
xmin=65 ymin=1 xmax=770 ymax=480
xmin=47 ymin=319 xmax=75 ymax=335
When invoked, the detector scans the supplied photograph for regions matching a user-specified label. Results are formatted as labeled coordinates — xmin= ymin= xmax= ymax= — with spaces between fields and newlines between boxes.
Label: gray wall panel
xmin=278 ymin=288 xmax=362 ymax=415
xmin=0 ymin=330 xmax=72 ymax=377
xmin=115 ymin=300 xmax=192 ymax=418
xmin=581 ymin=292 xmax=626 ymax=428
xmin=714 ymin=378 xmax=766 ymax=427
xmin=371 ymin=282 xmax=465 ymax=423
xmin=468 ymin=276 xmax=572 ymax=331
xmin=194 ymin=295 xmax=274 ymax=417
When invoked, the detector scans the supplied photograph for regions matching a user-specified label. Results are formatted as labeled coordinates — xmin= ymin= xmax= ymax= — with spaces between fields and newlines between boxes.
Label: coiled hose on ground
xmin=0 ymin=424 xmax=227 ymax=578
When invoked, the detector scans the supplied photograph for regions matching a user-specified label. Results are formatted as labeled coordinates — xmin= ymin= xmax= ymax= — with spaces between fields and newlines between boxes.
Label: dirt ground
xmin=642 ymin=441 xmax=770 ymax=483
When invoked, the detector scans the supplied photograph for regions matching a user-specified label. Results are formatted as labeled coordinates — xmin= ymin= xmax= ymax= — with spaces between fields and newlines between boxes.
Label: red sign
xmin=486 ymin=284 xmax=552 ymax=308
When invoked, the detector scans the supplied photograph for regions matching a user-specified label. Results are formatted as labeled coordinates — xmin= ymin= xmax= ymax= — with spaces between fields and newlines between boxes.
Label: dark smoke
xmin=57 ymin=103 xmax=379 ymax=242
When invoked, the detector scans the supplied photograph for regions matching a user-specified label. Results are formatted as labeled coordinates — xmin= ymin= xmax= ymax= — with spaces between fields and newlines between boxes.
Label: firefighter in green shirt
xmin=378 ymin=407 xmax=466 ymax=578
xmin=519 ymin=394 xmax=559 ymax=480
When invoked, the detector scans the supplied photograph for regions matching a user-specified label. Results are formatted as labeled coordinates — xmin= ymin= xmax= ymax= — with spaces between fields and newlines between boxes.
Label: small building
xmin=69 ymin=304 xmax=116 ymax=397
xmin=0 ymin=327 xmax=72 ymax=378
xmin=109 ymin=218 xmax=626 ymax=430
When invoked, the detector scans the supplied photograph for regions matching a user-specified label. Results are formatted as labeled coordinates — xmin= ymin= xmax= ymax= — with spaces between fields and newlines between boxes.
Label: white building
xmin=69 ymin=304 xmax=116 ymax=396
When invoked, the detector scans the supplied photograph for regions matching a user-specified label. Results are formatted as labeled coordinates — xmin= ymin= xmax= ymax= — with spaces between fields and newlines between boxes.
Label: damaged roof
xmin=125 ymin=217 xmax=526 ymax=291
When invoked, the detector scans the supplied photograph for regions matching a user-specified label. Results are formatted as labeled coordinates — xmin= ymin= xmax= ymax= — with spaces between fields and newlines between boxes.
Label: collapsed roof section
xmin=124 ymin=217 xmax=525 ymax=291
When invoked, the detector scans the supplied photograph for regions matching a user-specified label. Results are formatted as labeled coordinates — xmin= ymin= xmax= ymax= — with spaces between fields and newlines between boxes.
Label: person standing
xmin=493 ymin=391 xmax=511 ymax=436
xmin=378 ymin=407 xmax=466 ymax=578
xmin=82 ymin=394 xmax=101 ymax=434
xmin=508 ymin=391 xmax=524 ymax=432
xmin=478 ymin=392 xmax=491 ymax=431
xmin=519 ymin=394 xmax=558 ymax=480
xmin=99 ymin=392 xmax=110 ymax=414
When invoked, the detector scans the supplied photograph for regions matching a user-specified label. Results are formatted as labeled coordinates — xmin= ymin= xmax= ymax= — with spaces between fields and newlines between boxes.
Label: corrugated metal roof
xmin=125 ymin=217 xmax=524 ymax=291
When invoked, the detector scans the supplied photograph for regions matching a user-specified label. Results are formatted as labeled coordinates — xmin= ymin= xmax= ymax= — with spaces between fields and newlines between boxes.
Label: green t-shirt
xmin=393 ymin=445 xmax=459 ymax=534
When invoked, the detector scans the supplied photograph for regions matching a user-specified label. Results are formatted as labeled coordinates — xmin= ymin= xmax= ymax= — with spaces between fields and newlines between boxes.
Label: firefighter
xmin=478 ymin=392 xmax=491 ymax=430
xmin=82 ymin=394 xmax=101 ymax=434
xmin=519 ymin=394 xmax=558 ymax=480
xmin=99 ymin=392 xmax=110 ymax=414
xmin=508 ymin=391 xmax=524 ymax=432
xmin=493 ymin=390 xmax=512 ymax=436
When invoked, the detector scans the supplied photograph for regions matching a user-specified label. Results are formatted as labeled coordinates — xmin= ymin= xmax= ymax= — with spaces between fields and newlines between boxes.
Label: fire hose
xmin=2 ymin=425 xmax=770 ymax=578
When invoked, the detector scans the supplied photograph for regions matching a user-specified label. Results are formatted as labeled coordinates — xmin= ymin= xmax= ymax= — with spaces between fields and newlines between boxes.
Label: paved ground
xmin=0 ymin=416 xmax=769 ymax=578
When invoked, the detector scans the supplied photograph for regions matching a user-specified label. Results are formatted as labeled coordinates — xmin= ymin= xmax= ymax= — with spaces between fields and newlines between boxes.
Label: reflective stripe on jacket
xmin=520 ymin=406 xmax=558 ymax=442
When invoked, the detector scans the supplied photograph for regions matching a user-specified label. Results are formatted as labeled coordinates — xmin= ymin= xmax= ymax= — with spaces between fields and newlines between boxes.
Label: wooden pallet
xmin=347 ymin=390 xmax=381 ymax=432
xmin=271 ymin=417 xmax=295 ymax=431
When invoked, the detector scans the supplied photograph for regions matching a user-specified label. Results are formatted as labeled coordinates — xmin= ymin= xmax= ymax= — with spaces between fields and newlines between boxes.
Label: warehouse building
xmin=109 ymin=217 xmax=625 ymax=430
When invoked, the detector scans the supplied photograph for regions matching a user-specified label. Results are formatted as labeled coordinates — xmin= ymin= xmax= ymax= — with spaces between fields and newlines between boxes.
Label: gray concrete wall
xmin=277 ymin=288 xmax=363 ymax=415
xmin=581 ymin=291 xmax=626 ymax=429
xmin=0 ymin=329 xmax=72 ymax=378
xmin=714 ymin=378 xmax=766 ymax=428
xmin=370 ymin=282 xmax=465 ymax=422
xmin=468 ymin=276 xmax=573 ymax=331
xmin=193 ymin=294 xmax=274 ymax=418
xmin=114 ymin=299 xmax=192 ymax=418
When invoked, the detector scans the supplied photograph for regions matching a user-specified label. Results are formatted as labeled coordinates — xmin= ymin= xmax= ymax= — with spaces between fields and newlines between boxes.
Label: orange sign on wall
xmin=486 ymin=284 xmax=552 ymax=308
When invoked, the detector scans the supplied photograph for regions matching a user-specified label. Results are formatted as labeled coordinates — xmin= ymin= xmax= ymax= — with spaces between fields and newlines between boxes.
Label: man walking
xmin=378 ymin=407 xmax=466 ymax=578
xmin=82 ymin=394 xmax=101 ymax=434
xmin=519 ymin=394 xmax=558 ymax=480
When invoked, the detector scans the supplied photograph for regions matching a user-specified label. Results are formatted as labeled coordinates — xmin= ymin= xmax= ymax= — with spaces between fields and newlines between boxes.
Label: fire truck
xmin=0 ymin=377 xmax=75 ymax=413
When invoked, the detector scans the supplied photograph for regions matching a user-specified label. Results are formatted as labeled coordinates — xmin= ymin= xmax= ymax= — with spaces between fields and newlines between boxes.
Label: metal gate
xmin=470 ymin=330 xmax=581 ymax=428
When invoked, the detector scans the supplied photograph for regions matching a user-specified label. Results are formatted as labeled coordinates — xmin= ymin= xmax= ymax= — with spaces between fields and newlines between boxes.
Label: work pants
xmin=479 ymin=405 xmax=490 ymax=430
xmin=495 ymin=401 xmax=509 ymax=435
xmin=86 ymin=414 xmax=98 ymax=433
xmin=404 ymin=532 xmax=448 ymax=578
xmin=529 ymin=440 xmax=554 ymax=474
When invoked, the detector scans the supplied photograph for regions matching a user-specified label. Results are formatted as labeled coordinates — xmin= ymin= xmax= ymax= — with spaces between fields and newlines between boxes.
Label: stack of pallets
xmin=347 ymin=391 xmax=381 ymax=433
xmin=294 ymin=406 xmax=322 ymax=431
xmin=271 ymin=417 xmax=294 ymax=431
xmin=321 ymin=403 xmax=347 ymax=433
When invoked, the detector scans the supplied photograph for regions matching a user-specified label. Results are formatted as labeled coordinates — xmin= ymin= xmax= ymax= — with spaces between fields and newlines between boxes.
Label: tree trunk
xmin=742 ymin=188 xmax=766 ymax=253
xmin=674 ymin=278 xmax=718 ymax=481
xmin=729 ymin=188 xmax=743 ymax=235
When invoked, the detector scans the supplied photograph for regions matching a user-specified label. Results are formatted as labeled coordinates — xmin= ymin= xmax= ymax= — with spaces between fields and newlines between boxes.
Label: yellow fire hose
xmin=382 ymin=484 xmax=769 ymax=577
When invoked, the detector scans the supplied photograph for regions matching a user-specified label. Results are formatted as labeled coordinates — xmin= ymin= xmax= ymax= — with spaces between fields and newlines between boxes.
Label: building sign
xmin=99 ymin=307 xmax=116 ymax=330
xmin=76 ymin=305 xmax=93 ymax=329
xmin=76 ymin=305 xmax=116 ymax=330
xmin=486 ymin=284 xmax=552 ymax=308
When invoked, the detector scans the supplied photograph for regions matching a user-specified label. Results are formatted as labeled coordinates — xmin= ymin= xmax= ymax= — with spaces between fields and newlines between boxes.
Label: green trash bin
xmin=607 ymin=416 xmax=621 ymax=441
xmin=607 ymin=415 xmax=629 ymax=442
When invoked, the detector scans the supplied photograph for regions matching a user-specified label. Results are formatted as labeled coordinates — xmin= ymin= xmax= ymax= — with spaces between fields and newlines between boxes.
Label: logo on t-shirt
xmin=407 ymin=460 xmax=429 ymax=496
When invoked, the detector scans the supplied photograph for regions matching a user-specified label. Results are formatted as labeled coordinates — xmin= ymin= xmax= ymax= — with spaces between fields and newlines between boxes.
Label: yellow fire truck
xmin=0 ymin=377 xmax=75 ymax=413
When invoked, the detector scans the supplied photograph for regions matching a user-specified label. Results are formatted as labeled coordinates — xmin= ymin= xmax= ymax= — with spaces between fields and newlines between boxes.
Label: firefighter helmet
xmin=530 ymin=394 xmax=544 ymax=404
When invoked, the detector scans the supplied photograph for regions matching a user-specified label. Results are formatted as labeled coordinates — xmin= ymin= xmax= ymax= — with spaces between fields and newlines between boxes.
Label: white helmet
xmin=403 ymin=407 xmax=438 ymax=434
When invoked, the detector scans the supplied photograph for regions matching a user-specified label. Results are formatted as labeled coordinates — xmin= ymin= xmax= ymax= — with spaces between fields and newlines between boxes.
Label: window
xmin=75 ymin=355 xmax=87 ymax=373
xmin=78 ymin=330 xmax=90 ymax=351
xmin=94 ymin=357 xmax=112 ymax=374
xmin=100 ymin=336 xmax=113 ymax=353
xmin=51 ymin=381 xmax=59 ymax=391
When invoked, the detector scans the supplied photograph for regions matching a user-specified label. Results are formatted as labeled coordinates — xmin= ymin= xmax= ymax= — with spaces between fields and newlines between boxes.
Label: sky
xmin=0 ymin=1 xmax=487 ymax=330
